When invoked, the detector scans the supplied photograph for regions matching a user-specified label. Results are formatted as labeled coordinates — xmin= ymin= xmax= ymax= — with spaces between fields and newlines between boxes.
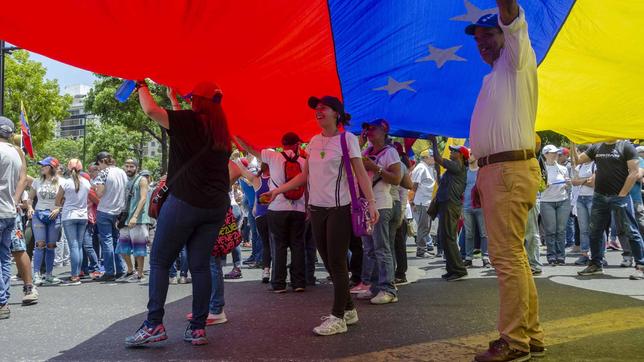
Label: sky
xmin=29 ymin=52 xmax=96 ymax=89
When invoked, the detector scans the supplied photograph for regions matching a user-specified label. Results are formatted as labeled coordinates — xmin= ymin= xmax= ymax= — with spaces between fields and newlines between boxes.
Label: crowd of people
xmin=1 ymin=1 xmax=642 ymax=361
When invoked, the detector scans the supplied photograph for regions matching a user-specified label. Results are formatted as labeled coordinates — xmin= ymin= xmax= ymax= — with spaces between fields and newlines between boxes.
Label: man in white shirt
xmin=467 ymin=1 xmax=545 ymax=361
xmin=410 ymin=149 xmax=436 ymax=257
xmin=94 ymin=151 xmax=129 ymax=282
xmin=236 ymin=133 xmax=307 ymax=293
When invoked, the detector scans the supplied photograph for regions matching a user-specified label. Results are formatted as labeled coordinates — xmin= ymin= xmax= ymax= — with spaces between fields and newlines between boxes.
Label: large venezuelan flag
xmin=0 ymin=1 xmax=641 ymax=146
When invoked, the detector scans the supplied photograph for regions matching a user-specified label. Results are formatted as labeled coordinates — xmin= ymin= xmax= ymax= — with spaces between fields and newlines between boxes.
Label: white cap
xmin=541 ymin=144 xmax=559 ymax=155
xmin=636 ymin=146 xmax=644 ymax=153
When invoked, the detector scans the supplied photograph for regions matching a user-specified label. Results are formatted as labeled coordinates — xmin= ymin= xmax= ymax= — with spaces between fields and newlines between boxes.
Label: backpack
xmin=280 ymin=151 xmax=305 ymax=201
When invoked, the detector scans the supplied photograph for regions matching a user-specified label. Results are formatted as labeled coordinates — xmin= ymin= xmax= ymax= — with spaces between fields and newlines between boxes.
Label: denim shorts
xmin=10 ymin=216 xmax=27 ymax=252
xmin=116 ymin=225 xmax=149 ymax=257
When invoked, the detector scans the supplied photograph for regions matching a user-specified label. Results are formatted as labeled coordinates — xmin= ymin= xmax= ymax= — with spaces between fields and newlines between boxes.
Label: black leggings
xmin=256 ymin=215 xmax=270 ymax=268
xmin=309 ymin=205 xmax=354 ymax=318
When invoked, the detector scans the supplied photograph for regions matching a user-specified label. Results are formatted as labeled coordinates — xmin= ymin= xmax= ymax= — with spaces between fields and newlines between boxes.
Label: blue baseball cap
xmin=465 ymin=13 xmax=500 ymax=35
xmin=37 ymin=156 xmax=60 ymax=168
xmin=361 ymin=119 xmax=390 ymax=134
xmin=0 ymin=116 xmax=15 ymax=138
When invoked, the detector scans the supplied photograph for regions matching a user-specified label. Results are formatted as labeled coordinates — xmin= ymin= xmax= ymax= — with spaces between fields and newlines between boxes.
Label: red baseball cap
xmin=449 ymin=145 xmax=470 ymax=160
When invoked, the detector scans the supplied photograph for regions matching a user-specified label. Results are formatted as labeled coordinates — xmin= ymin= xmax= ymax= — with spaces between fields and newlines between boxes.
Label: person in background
xmin=463 ymin=153 xmax=490 ymax=268
xmin=0 ymin=116 xmax=29 ymax=319
xmin=429 ymin=137 xmax=468 ymax=281
xmin=540 ymin=144 xmax=572 ymax=265
xmin=116 ymin=159 xmax=150 ymax=283
xmin=56 ymin=159 xmax=91 ymax=286
xmin=410 ymin=149 xmax=437 ymax=258
xmin=392 ymin=142 xmax=413 ymax=285
xmin=29 ymin=156 xmax=63 ymax=286
xmin=94 ymin=151 xmax=129 ymax=282
xmin=80 ymin=172 xmax=101 ymax=279
xmin=571 ymin=145 xmax=596 ymax=266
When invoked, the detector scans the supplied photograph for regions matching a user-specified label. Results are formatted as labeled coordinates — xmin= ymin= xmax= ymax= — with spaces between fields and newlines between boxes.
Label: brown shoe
xmin=474 ymin=339 xmax=531 ymax=362
xmin=530 ymin=344 xmax=546 ymax=358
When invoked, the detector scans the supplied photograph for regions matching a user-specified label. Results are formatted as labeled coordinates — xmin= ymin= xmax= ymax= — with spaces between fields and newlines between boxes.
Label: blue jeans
xmin=565 ymin=214 xmax=576 ymax=247
xmin=146 ymin=194 xmax=229 ymax=329
xmin=96 ymin=211 xmax=125 ymax=276
xmin=589 ymin=193 xmax=644 ymax=267
xmin=0 ymin=218 xmax=16 ymax=306
xmin=540 ymin=200 xmax=571 ymax=261
xmin=464 ymin=208 xmax=488 ymax=259
xmin=361 ymin=208 xmax=396 ymax=296
xmin=525 ymin=202 xmax=543 ymax=271
xmin=62 ymin=219 xmax=87 ymax=277
xmin=228 ymin=205 xmax=242 ymax=268
xmin=169 ymin=246 xmax=189 ymax=278
xmin=576 ymin=196 xmax=593 ymax=253
xmin=246 ymin=213 xmax=262 ymax=263
xmin=209 ymin=256 xmax=224 ymax=314
xmin=31 ymin=211 xmax=61 ymax=275
xmin=81 ymin=223 xmax=100 ymax=273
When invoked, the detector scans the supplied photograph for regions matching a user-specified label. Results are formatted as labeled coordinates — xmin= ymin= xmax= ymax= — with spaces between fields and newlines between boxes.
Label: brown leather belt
xmin=478 ymin=149 xmax=535 ymax=168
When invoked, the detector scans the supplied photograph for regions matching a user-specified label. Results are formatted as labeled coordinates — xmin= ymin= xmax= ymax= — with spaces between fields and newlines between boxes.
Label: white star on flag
xmin=373 ymin=76 xmax=416 ymax=95
xmin=416 ymin=45 xmax=466 ymax=69
xmin=450 ymin=0 xmax=497 ymax=23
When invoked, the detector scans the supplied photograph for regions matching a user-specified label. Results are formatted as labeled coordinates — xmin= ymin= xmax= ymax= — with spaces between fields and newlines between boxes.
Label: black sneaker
xmin=441 ymin=272 xmax=451 ymax=280
xmin=445 ymin=272 xmax=468 ymax=282
xmin=531 ymin=269 xmax=543 ymax=276
xmin=95 ymin=274 xmax=116 ymax=283
xmin=578 ymin=264 xmax=603 ymax=276
xmin=556 ymin=259 xmax=566 ymax=265
xmin=394 ymin=277 xmax=409 ymax=286
xmin=530 ymin=344 xmax=546 ymax=358
xmin=548 ymin=259 xmax=557 ymax=266
xmin=475 ymin=338 xmax=530 ymax=362
xmin=463 ymin=260 xmax=473 ymax=268
xmin=125 ymin=322 xmax=167 ymax=347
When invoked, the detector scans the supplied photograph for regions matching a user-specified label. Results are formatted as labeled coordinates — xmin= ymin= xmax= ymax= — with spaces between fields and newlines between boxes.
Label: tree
xmin=84 ymin=75 xmax=180 ymax=174
xmin=3 ymin=50 xmax=72 ymax=150
xmin=84 ymin=122 xmax=140 ymax=166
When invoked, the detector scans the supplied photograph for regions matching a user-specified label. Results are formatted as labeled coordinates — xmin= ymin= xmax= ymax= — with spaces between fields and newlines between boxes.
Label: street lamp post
xmin=0 ymin=40 xmax=20 ymax=116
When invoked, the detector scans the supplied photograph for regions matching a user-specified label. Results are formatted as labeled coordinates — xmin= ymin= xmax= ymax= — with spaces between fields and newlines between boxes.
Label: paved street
xmin=3 ymin=241 xmax=644 ymax=362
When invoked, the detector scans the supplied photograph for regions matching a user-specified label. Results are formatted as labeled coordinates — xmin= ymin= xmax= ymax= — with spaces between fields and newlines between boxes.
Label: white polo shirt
xmin=469 ymin=7 xmax=537 ymax=158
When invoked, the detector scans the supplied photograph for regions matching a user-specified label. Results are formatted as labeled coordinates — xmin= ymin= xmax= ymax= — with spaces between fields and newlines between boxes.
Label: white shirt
xmin=363 ymin=146 xmax=400 ymax=210
xmin=575 ymin=162 xmax=596 ymax=197
xmin=261 ymin=149 xmax=306 ymax=212
xmin=541 ymin=163 xmax=569 ymax=203
xmin=307 ymin=132 xmax=362 ymax=208
xmin=95 ymin=166 xmax=128 ymax=215
xmin=411 ymin=162 xmax=436 ymax=206
xmin=0 ymin=143 xmax=22 ymax=219
xmin=60 ymin=177 xmax=90 ymax=220
xmin=32 ymin=178 xmax=60 ymax=211
xmin=469 ymin=7 xmax=537 ymax=158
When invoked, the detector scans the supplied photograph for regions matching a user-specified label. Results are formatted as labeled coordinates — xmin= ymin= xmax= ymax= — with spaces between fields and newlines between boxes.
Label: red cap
xmin=449 ymin=145 xmax=470 ymax=160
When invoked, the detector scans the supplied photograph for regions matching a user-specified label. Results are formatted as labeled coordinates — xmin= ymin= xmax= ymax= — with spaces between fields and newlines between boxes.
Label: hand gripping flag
xmin=20 ymin=101 xmax=34 ymax=159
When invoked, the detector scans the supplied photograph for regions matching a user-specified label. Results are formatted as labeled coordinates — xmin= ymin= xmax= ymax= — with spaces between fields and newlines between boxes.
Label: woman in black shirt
xmin=125 ymin=81 xmax=231 ymax=347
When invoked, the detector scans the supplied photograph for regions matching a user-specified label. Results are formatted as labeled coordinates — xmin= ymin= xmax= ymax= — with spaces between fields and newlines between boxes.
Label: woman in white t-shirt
xmin=261 ymin=95 xmax=377 ymax=337
xmin=28 ymin=156 xmax=63 ymax=286
xmin=55 ymin=159 xmax=90 ymax=285
xmin=571 ymin=145 xmax=596 ymax=265
xmin=355 ymin=119 xmax=401 ymax=304
xmin=540 ymin=145 xmax=572 ymax=265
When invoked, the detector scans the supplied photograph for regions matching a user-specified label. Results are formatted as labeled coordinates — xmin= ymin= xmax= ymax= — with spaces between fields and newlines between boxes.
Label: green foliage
xmin=26 ymin=137 xmax=83 ymax=177
xmin=538 ymin=130 xmax=571 ymax=148
xmin=3 ymin=50 xmax=72 ymax=149
xmin=83 ymin=122 xmax=140 ymax=166
xmin=142 ymin=158 xmax=161 ymax=181
xmin=84 ymin=75 xmax=173 ymax=173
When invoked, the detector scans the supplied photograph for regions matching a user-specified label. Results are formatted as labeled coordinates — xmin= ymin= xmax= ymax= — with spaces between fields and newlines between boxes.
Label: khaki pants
xmin=477 ymin=158 xmax=544 ymax=352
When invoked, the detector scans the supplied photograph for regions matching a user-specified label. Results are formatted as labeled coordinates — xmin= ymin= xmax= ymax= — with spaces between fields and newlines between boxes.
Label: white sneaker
xmin=629 ymin=266 xmax=644 ymax=280
xmin=621 ymin=256 xmax=633 ymax=268
xmin=169 ymin=276 xmax=178 ymax=285
xmin=370 ymin=291 xmax=398 ymax=305
xmin=356 ymin=291 xmax=375 ymax=300
xmin=178 ymin=276 xmax=188 ymax=284
xmin=207 ymin=311 xmax=228 ymax=326
xmin=33 ymin=273 xmax=43 ymax=286
xmin=344 ymin=309 xmax=358 ymax=325
xmin=313 ymin=315 xmax=347 ymax=336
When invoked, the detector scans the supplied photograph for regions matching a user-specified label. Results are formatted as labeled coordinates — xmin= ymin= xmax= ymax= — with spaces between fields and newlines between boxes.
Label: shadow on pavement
xmin=50 ymin=277 xmax=644 ymax=361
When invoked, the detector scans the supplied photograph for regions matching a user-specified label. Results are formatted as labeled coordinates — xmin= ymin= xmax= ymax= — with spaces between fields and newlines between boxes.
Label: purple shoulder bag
xmin=340 ymin=132 xmax=373 ymax=237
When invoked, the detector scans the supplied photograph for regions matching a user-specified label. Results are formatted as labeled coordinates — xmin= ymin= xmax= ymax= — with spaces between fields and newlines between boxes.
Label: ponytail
xmin=71 ymin=169 xmax=81 ymax=193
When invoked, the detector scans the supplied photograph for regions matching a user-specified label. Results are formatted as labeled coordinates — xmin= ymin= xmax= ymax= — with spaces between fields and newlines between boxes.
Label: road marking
xmin=342 ymin=307 xmax=644 ymax=362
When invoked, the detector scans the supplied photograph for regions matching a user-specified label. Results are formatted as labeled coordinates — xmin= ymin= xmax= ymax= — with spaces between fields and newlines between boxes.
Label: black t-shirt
xmin=585 ymin=141 xmax=638 ymax=196
xmin=167 ymin=110 xmax=231 ymax=208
